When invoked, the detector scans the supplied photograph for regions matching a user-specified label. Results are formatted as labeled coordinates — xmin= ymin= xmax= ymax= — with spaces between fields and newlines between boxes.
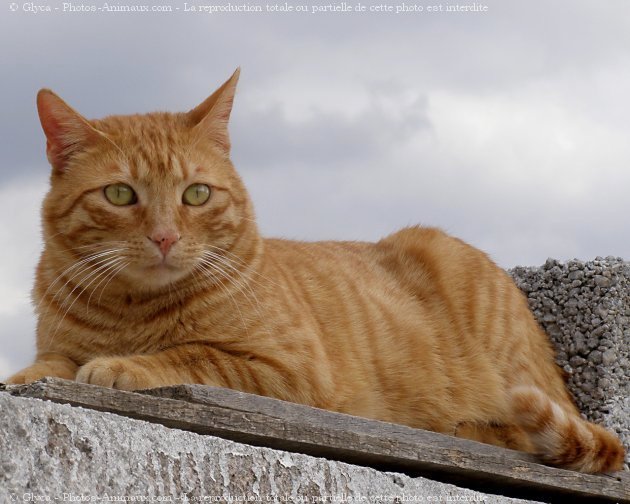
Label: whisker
xmin=39 ymin=230 xmax=65 ymax=244
xmin=199 ymin=253 xmax=272 ymax=339
xmin=203 ymin=243 xmax=284 ymax=290
xmin=48 ymin=256 xmax=127 ymax=347
xmin=237 ymin=215 xmax=258 ymax=224
xmin=167 ymin=278 xmax=173 ymax=307
xmin=38 ymin=248 xmax=128 ymax=319
xmin=52 ymin=250 xmax=127 ymax=306
xmin=39 ymin=237 xmax=127 ymax=255
xmin=96 ymin=261 xmax=131 ymax=306
xmin=86 ymin=258 xmax=128 ymax=313
xmin=196 ymin=261 xmax=251 ymax=338
xmin=201 ymin=249 xmax=274 ymax=303
xmin=60 ymin=241 xmax=128 ymax=254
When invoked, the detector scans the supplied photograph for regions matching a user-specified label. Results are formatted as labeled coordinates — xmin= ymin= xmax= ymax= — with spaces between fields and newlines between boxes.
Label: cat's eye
xmin=183 ymin=184 xmax=211 ymax=206
xmin=104 ymin=184 xmax=137 ymax=206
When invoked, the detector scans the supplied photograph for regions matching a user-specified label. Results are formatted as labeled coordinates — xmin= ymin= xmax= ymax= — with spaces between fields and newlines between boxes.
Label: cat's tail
xmin=510 ymin=385 xmax=625 ymax=473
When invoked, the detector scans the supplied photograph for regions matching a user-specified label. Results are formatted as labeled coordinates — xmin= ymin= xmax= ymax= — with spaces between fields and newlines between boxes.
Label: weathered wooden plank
xmin=142 ymin=384 xmax=630 ymax=503
xmin=3 ymin=378 xmax=628 ymax=504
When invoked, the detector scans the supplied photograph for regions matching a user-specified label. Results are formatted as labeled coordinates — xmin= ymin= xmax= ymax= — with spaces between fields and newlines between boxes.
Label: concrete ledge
xmin=0 ymin=393 xmax=539 ymax=504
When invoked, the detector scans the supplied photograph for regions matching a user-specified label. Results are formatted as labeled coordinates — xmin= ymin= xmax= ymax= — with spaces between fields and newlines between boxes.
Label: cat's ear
xmin=37 ymin=89 xmax=101 ymax=173
xmin=187 ymin=68 xmax=240 ymax=154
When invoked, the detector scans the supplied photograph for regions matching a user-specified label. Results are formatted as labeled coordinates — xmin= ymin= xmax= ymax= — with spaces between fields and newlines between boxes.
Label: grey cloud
xmin=231 ymin=92 xmax=430 ymax=172
xmin=3 ymin=0 xmax=629 ymax=183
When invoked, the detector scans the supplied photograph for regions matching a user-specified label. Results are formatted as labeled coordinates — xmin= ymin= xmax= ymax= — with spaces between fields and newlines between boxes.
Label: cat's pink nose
xmin=150 ymin=230 xmax=180 ymax=256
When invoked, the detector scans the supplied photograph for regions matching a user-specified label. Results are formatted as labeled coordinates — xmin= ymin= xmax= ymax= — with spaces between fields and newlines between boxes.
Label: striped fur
xmin=6 ymin=70 xmax=625 ymax=473
xmin=510 ymin=386 xmax=625 ymax=473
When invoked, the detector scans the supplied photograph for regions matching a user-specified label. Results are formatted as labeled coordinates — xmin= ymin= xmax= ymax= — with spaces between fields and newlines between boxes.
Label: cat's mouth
xmin=144 ymin=251 xmax=180 ymax=270
xmin=146 ymin=256 xmax=175 ymax=266
xmin=144 ymin=262 xmax=180 ymax=272
xmin=143 ymin=261 xmax=182 ymax=275
xmin=131 ymin=260 xmax=190 ymax=289
xmin=140 ymin=253 xmax=185 ymax=275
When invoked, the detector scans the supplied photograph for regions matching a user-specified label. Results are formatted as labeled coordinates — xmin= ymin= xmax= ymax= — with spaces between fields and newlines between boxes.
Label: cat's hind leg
xmin=454 ymin=421 xmax=534 ymax=452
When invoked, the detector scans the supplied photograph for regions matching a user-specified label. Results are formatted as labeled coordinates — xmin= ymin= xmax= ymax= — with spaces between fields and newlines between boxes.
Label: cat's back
xmin=262 ymin=225 xmax=510 ymax=300
xmin=263 ymin=236 xmax=380 ymax=279
xmin=261 ymin=236 xmax=401 ymax=315
xmin=261 ymin=225 xmax=546 ymax=369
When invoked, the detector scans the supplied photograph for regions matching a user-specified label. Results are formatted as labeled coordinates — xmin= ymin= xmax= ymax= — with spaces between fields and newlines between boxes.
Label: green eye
xmin=104 ymin=184 xmax=137 ymax=206
xmin=183 ymin=183 xmax=211 ymax=206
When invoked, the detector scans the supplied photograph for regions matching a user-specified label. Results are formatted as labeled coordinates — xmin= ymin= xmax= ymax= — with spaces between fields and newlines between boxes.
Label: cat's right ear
xmin=37 ymin=89 xmax=101 ymax=173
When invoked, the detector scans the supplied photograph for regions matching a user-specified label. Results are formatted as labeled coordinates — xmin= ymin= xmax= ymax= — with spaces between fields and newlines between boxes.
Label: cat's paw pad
xmin=76 ymin=357 xmax=153 ymax=390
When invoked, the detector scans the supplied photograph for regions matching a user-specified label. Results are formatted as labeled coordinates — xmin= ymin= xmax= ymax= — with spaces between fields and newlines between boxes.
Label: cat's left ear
xmin=187 ymin=68 xmax=240 ymax=154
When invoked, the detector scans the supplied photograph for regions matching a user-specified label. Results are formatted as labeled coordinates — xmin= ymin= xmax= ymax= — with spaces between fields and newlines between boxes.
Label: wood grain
xmin=3 ymin=378 xmax=628 ymax=503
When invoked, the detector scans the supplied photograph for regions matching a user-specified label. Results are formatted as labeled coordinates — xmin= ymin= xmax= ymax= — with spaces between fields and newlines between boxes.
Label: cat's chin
xmin=124 ymin=263 xmax=191 ymax=291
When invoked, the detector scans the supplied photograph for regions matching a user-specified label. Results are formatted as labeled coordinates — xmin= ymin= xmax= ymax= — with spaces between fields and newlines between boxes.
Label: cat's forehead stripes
xmin=94 ymin=113 xmax=194 ymax=181
xmin=132 ymin=146 xmax=190 ymax=181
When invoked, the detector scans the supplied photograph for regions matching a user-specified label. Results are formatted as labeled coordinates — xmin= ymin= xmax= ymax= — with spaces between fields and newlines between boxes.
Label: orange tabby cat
xmin=6 ymin=69 xmax=625 ymax=473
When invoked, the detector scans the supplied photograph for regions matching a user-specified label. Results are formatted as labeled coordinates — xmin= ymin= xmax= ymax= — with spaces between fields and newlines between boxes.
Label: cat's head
xmin=37 ymin=69 xmax=259 ymax=294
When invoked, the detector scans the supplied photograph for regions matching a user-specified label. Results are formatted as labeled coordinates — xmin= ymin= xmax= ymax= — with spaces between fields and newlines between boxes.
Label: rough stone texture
xmin=0 ymin=393 xmax=540 ymax=504
xmin=510 ymin=258 xmax=630 ymax=467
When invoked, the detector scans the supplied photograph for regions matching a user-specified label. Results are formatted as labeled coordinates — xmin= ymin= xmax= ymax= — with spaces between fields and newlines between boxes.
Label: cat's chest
xmin=65 ymin=297 xmax=198 ymax=358
xmin=115 ymin=302 xmax=196 ymax=350
xmin=59 ymin=281 xmax=254 ymax=361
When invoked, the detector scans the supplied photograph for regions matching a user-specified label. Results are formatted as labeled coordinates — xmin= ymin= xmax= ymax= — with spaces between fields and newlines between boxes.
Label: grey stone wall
xmin=510 ymin=258 xmax=630 ymax=464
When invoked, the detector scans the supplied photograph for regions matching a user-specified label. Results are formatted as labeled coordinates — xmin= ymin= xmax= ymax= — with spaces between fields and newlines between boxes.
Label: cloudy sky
xmin=1 ymin=0 xmax=629 ymax=378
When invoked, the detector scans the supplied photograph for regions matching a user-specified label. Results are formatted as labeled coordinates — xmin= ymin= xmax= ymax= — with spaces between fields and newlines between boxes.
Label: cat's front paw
xmin=5 ymin=359 xmax=78 ymax=385
xmin=5 ymin=366 xmax=46 ymax=385
xmin=76 ymin=357 xmax=157 ymax=390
